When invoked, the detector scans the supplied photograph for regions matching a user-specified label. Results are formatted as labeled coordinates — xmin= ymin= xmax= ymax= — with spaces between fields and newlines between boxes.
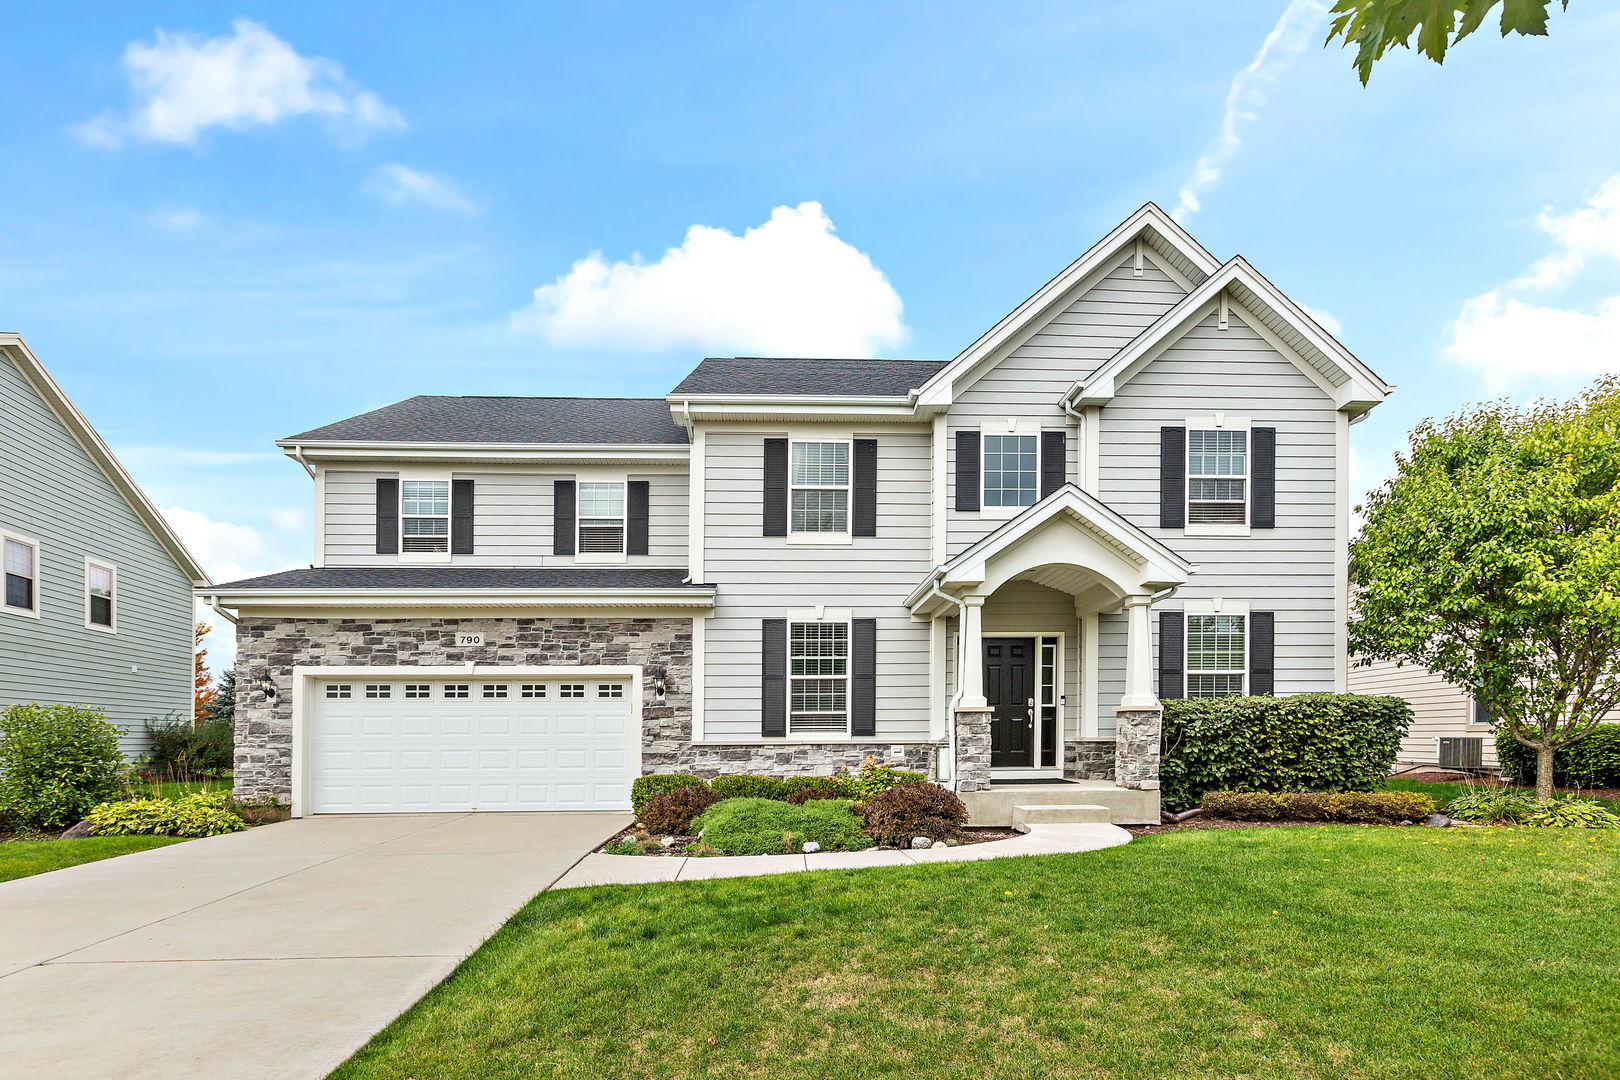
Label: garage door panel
xmin=309 ymin=677 xmax=638 ymax=813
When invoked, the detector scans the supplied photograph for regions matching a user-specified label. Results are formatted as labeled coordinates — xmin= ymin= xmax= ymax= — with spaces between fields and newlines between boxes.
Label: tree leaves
xmin=1324 ymin=0 xmax=1570 ymax=84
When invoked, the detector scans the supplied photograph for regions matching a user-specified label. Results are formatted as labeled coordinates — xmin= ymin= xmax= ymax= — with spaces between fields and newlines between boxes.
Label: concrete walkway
xmin=0 ymin=811 xmax=628 ymax=1080
xmin=553 ymin=821 xmax=1132 ymax=888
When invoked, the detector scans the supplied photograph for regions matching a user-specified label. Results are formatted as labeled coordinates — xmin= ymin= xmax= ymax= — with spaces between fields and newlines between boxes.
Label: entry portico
xmin=908 ymin=485 xmax=1194 ymax=801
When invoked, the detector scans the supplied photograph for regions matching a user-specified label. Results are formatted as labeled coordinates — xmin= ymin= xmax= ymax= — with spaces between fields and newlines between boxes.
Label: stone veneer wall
xmin=233 ymin=616 xmax=694 ymax=802
xmin=1064 ymin=737 xmax=1116 ymax=781
xmin=953 ymin=707 xmax=993 ymax=791
xmin=659 ymin=744 xmax=937 ymax=779
xmin=1113 ymin=707 xmax=1162 ymax=790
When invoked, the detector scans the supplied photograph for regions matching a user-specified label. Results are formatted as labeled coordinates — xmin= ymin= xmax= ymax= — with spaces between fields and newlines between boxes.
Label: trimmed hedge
xmin=691 ymin=797 xmax=870 ymax=856
xmin=709 ymin=775 xmax=791 ymax=801
xmin=1496 ymin=725 xmax=1620 ymax=788
xmin=1161 ymin=694 xmax=1411 ymax=811
xmin=780 ymin=776 xmax=853 ymax=798
xmin=1201 ymin=789 xmax=1435 ymax=823
xmin=630 ymin=774 xmax=707 ymax=815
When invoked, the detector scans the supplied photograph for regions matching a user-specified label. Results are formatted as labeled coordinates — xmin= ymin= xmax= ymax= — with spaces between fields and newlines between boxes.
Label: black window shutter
xmin=1160 ymin=426 xmax=1186 ymax=529
xmin=1251 ymin=427 xmax=1277 ymax=529
xmin=1040 ymin=430 xmax=1067 ymax=499
xmin=1249 ymin=611 xmax=1275 ymax=696
xmin=763 ymin=438 xmax=788 ymax=537
xmin=762 ymin=619 xmax=787 ymax=737
xmin=553 ymin=480 xmax=576 ymax=556
xmin=852 ymin=439 xmax=878 ymax=537
xmin=1158 ymin=610 xmax=1185 ymax=700
xmin=450 ymin=479 xmax=475 ymax=555
xmin=627 ymin=481 xmax=651 ymax=555
xmin=851 ymin=618 xmax=877 ymax=736
xmin=374 ymin=478 xmax=399 ymax=555
xmin=955 ymin=430 xmax=981 ymax=512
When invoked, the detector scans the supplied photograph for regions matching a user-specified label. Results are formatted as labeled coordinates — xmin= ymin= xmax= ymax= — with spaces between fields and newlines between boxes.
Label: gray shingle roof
xmin=283 ymin=396 xmax=688 ymax=445
xmin=670 ymin=357 xmax=947 ymax=397
xmin=209 ymin=567 xmax=707 ymax=590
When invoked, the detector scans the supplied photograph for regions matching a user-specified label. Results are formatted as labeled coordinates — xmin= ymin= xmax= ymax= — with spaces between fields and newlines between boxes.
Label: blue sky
xmin=7 ymin=2 xmax=1620 ymax=661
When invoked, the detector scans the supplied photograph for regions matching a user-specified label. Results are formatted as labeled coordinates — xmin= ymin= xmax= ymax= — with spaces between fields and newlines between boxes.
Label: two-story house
xmin=2 ymin=334 xmax=209 ymax=755
xmin=204 ymin=204 xmax=1391 ymax=823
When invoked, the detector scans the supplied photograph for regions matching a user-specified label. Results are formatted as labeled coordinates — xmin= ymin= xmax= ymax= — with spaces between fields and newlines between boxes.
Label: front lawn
xmin=1383 ymin=777 xmax=1620 ymax=814
xmin=331 ymin=827 xmax=1619 ymax=1080
xmin=0 ymin=835 xmax=182 ymax=883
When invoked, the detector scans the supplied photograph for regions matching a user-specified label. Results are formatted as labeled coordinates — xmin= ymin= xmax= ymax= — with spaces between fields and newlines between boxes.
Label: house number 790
xmin=456 ymin=633 xmax=485 ymax=647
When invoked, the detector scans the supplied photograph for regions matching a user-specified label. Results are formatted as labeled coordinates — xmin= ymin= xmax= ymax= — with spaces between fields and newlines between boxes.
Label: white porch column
xmin=957 ymin=594 xmax=988 ymax=708
xmin=1119 ymin=593 xmax=1159 ymax=709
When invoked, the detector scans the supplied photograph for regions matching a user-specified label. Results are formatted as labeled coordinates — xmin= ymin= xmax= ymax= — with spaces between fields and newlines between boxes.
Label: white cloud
xmin=149 ymin=206 xmax=207 ymax=231
xmin=366 ymin=164 xmax=479 ymax=215
xmin=1446 ymin=177 xmax=1620 ymax=389
xmin=164 ymin=505 xmax=307 ymax=671
xmin=513 ymin=202 xmax=907 ymax=357
xmin=78 ymin=18 xmax=403 ymax=149
xmin=1298 ymin=302 xmax=1342 ymax=336
xmin=1172 ymin=1 xmax=1328 ymax=223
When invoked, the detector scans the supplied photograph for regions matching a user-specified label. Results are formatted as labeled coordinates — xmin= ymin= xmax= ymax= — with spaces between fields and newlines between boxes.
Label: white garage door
xmin=307 ymin=676 xmax=638 ymax=813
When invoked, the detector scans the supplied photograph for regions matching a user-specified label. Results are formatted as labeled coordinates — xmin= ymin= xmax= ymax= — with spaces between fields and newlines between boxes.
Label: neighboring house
xmin=1 ymin=334 xmax=209 ymax=757
xmin=1350 ymin=658 xmax=1618 ymax=773
xmin=204 ymin=204 xmax=1391 ymax=823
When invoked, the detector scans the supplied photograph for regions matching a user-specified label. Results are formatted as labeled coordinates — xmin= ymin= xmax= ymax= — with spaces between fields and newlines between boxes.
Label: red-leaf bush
xmin=640 ymin=786 xmax=725 ymax=834
xmin=857 ymin=782 xmax=967 ymax=844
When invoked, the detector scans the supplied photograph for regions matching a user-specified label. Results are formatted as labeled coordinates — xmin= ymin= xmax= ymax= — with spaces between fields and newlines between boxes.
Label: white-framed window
xmin=325 ymin=684 xmax=353 ymax=699
xmin=404 ymin=684 xmax=431 ymax=699
xmin=577 ymin=481 xmax=627 ymax=555
xmin=789 ymin=620 xmax=850 ymax=735
xmin=1186 ymin=614 xmax=1247 ymax=698
xmin=482 ymin=684 xmax=508 ymax=699
xmin=3 ymin=533 xmax=40 ymax=617
xmin=520 ymin=684 xmax=546 ymax=698
xmin=85 ymin=558 xmax=116 ymax=631
xmin=560 ymin=683 xmax=585 ymax=698
xmin=598 ymin=683 xmax=625 ymax=699
xmin=982 ymin=434 xmax=1038 ymax=509
xmin=444 ymin=683 xmax=470 ymax=699
xmin=1187 ymin=430 xmax=1248 ymax=526
xmin=789 ymin=440 xmax=850 ymax=536
xmin=365 ymin=684 xmax=391 ymax=699
xmin=1471 ymin=695 xmax=1493 ymax=726
xmin=401 ymin=479 xmax=451 ymax=553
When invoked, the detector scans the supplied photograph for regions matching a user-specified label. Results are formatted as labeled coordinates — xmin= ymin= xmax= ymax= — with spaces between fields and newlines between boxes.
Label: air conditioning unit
xmin=1438 ymin=737 xmax=1484 ymax=771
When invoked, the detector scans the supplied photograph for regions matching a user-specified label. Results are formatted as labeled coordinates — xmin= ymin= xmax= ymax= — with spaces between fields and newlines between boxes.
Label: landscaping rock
xmin=910 ymin=836 xmax=932 ymax=849
xmin=802 ymin=841 xmax=820 ymax=853
xmin=930 ymin=840 xmax=947 ymax=849
xmin=1424 ymin=813 xmax=1452 ymax=828
xmin=659 ymin=836 xmax=678 ymax=849
xmin=58 ymin=819 xmax=93 ymax=840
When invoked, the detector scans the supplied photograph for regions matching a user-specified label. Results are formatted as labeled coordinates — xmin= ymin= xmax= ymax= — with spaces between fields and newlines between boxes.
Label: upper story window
xmin=1186 ymin=614 xmax=1246 ymax=698
xmin=983 ymin=434 xmax=1038 ymax=509
xmin=789 ymin=620 xmax=849 ymax=734
xmin=578 ymin=482 xmax=627 ymax=554
xmin=1187 ymin=430 xmax=1248 ymax=525
xmin=86 ymin=560 xmax=116 ymax=630
xmin=3 ymin=535 xmax=39 ymax=617
xmin=790 ymin=441 xmax=850 ymax=534
xmin=401 ymin=480 xmax=450 ymax=552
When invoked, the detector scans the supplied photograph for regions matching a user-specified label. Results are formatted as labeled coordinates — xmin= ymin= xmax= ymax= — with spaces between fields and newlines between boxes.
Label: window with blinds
xmin=1187 ymin=430 xmax=1248 ymax=525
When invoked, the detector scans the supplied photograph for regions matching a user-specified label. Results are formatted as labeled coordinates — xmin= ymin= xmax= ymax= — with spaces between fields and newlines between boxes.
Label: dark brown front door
xmin=984 ymin=637 xmax=1034 ymax=767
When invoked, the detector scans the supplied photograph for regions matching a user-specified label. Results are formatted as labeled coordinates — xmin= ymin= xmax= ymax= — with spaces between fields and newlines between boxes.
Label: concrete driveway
xmin=0 ymin=811 xmax=628 ymax=1080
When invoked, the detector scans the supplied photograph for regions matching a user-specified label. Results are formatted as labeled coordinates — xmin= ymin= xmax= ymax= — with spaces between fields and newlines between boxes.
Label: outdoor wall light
xmin=652 ymin=673 xmax=668 ymax=701
xmin=258 ymin=674 xmax=277 ymax=700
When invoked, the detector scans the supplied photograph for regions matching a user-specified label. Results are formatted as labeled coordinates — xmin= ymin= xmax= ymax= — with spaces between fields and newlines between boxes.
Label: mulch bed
xmin=602 ymin=824 xmax=1021 ymax=855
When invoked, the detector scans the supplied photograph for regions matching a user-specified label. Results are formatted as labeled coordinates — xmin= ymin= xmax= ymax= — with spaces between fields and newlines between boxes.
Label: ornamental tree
xmin=1350 ymin=379 xmax=1620 ymax=800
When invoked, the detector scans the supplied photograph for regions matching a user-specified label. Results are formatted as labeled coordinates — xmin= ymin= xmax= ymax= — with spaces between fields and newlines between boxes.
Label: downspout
xmin=920 ymin=570 xmax=968 ymax=791
xmin=288 ymin=444 xmax=315 ymax=479
xmin=201 ymin=594 xmax=238 ymax=626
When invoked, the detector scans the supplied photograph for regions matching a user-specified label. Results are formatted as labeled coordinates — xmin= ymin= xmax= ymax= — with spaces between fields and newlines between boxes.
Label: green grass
xmin=123 ymin=777 xmax=233 ymax=801
xmin=0 ymin=835 xmax=182 ymax=883
xmin=1383 ymin=777 xmax=1620 ymax=813
xmin=330 ymin=827 xmax=1619 ymax=1080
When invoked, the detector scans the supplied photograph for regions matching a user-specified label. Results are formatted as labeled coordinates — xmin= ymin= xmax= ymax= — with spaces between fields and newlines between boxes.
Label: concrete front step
xmin=1011 ymin=803 xmax=1112 ymax=830
xmin=960 ymin=780 xmax=1159 ymax=826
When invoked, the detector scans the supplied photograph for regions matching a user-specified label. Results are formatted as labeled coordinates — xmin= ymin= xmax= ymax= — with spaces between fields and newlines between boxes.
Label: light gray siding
xmin=321 ymin=468 xmax=687 ymax=568
xmin=946 ymin=255 xmax=1188 ymax=557
xmin=1094 ymin=308 xmax=1341 ymax=727
xmin=700 ymin=425 xmax=935 ymax=742
xmin=0 ymin=351 xmax=193 ymax=756
xmin=1349 ymin=657 xmax=1498 ymax=767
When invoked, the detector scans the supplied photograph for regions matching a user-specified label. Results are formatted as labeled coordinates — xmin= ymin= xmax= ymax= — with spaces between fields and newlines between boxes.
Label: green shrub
xmin=1200 ymin=789 xmax=1435 ymax=824
xmin=780 ymin=775 xmax=853 ymax=798
xmin=1445 ymin=788 xmax=1539 ymax=824
xmin=143 ymin=713 xmax=233 ymax=777
xmin=709 ymin=775 xmax=791 ymax=801
xmin=1496 ymin=726 xmax=1620 ymax=788
xmin=641 ymin=785 xmax=725 ymax=833
xmin=630 ymin=774 xmax=708 ymax=815
xmin=691 ymin=797 xmax=870 ymax=855
xmin=0 ymin=703 xmax=127 ymax=830
xmin=858 ymin=782 xmax=967 ymax=844
xmin=88 ymin=791 xmax=246 ymax=838
xmin=1161 ymin=694 xmax=1411 ymax=810
xmin=787 ymin=787 xmax=850 ymax=804
xmin=846 ymin=760 xmax=926 ymax=799
xmin=1524 ymin=799 xmax=1620 ymax=828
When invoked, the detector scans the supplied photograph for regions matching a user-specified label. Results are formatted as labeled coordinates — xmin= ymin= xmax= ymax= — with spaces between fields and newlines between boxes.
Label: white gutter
xmin=200 ymin=594 xmax=239 ymax=625
xmin=288 ymin=444 xmax=315 ymax=479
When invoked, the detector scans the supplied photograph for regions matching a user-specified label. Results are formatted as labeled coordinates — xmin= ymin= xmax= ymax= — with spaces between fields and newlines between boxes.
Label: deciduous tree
xmin=1325 ymin=0 xmax=1570 ymax=84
